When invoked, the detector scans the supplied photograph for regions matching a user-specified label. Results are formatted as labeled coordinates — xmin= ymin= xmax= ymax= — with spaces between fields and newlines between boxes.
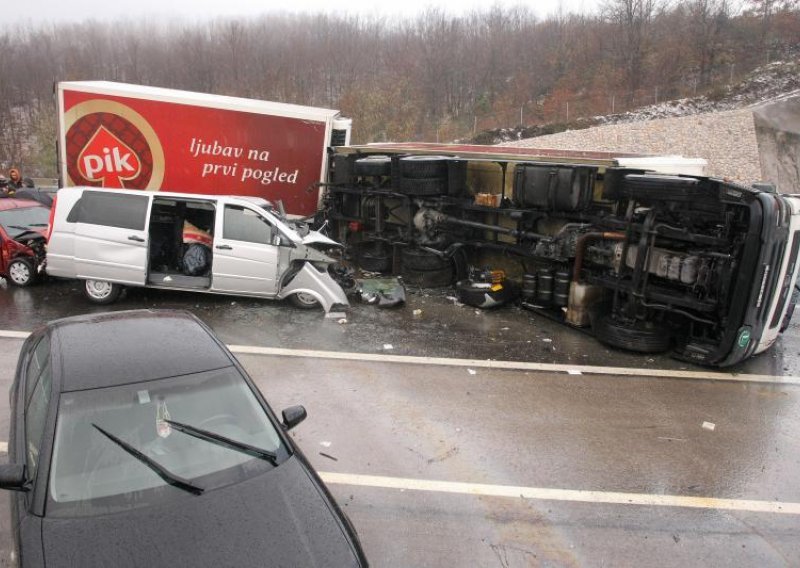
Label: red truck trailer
xmin=56 ymin=81 xmax=351 ymax=216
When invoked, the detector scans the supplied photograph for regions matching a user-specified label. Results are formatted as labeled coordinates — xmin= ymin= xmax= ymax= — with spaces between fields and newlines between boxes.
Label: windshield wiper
xmin=165 ymin=419 xmax=278 ymax=465
xmin=92 ymin=424 xmax=204 ymax=495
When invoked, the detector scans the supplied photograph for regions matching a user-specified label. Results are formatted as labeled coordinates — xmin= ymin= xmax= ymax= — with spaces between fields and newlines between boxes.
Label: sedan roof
xmin=48 ymin=310 xmax=234 ymax=391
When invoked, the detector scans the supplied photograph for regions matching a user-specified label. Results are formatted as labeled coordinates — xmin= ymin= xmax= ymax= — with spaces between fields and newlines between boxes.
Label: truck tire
xmin=354 ymin=155 xmax=391 ymax=177
xmin=289 ymin=292 xmax=321 ymax=309
xmin=401 ymin=247 xmax=449 ymax=271
xmin=7 ymin=258 xmax=36 ymax=287
xmin=455 ymin=279 xmax=518 ymax=309
xmin=593 ymin=314 xmax=672 ymax=353
xmin=83 ymin=280 xmax=123 ymax=305
xmin=619 ymin=174 xmax=710 ymax=202
xmin=399 ymin=155 xmax=450 ymax=179
xmin=402 ymin=265 xmax=455 ymax=288
xmin=356 ymin=241 xmax=392 ymax=273
xmin=398 ymin=176 xmax=448 ymax=196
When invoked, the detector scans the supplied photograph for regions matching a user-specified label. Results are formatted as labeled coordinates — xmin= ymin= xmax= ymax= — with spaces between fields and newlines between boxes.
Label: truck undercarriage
xmin=322 ymin=149 xmax=800 ymax=367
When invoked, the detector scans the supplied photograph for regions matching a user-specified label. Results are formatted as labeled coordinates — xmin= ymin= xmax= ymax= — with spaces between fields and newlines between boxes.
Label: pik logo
xmin=77 ymin=126 xmax=142 ymax=186
xmin=64 ymin=100 xmax=164 ymax=190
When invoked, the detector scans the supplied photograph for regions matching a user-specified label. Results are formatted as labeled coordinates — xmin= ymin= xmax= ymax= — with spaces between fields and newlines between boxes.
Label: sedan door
xmin=73 ymin=191 xmax=150 ymax=285
xmin=212 ymin=204 xmax=280 ymax=295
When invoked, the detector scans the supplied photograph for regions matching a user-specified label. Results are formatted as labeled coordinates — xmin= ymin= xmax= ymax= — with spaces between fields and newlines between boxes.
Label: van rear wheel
xmin=83 ymin=280 xmax=123 ymax=305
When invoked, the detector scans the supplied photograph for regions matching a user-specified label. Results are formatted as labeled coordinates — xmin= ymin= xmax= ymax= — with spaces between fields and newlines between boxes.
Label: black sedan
xmin=1 ymin=310 xmax=368 ymax=567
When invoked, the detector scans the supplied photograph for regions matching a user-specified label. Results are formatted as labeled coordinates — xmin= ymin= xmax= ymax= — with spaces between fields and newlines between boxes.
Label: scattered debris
xmin=319 ymin=452 xmax=338 ymax=462
xmin=542 ymin=338 xmax=553 ymax=343
xmin=320 ymin=441 xmax=332 ymax=448
xmin=702 ymin=421 xmax=716 ymax=431
xmin=383 ymin=344 xmax=394 ymax=350
xmin=337 ymin=318 xmax=348 ymax=325
xmin=467 ymin=369 xmax=477 ymax=375
xmin=412 ymin=309 xmax=423 ymax=316
xmin=358 ymin=277 xmax=406 ymax=308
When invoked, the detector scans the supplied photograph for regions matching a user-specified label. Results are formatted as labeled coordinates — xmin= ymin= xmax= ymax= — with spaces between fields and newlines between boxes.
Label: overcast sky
xmin=9 ymin=0 xmax=601 ymax=25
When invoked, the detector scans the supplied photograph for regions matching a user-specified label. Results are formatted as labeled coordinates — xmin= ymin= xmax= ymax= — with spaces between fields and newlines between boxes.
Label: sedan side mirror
xmin=0 ymin=464 xmax=28 ymax=492
xmin=282 ymin=405 xmax=307 ymax=431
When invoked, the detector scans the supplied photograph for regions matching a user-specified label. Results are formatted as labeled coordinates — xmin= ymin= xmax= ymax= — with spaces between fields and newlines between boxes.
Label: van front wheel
xmin=83 ymin=280 xmax=123 ymax=305
xmin=289 ymin=292 xmax=321 ymax=309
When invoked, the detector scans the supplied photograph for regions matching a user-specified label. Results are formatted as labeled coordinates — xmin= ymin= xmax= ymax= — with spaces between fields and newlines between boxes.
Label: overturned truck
xmin=323 ymin=143 xmax=800 ymax=367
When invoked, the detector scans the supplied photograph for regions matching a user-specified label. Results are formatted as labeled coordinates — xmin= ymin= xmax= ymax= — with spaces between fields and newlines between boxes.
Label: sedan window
xmin=48 ymin=367 xmax=286 ymax=516
xmin=0 ymin=206 xmax=50 ymax=240
xmin=25 ymin=362 xmax=52 ymax=483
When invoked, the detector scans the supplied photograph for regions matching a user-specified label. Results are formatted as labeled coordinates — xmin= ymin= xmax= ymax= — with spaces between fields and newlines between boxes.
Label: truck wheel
xmin=593 ymin=314 xmax=672 ymax=353
xmin=83 ymin=280 xmax=123 ymax=305
xmin=455 ymin=279 xmax=518 ymax=308
xmin=398 ymin=176 xmax=448 ymax=196
xmin=399 ymin=156 xmax=450 ymax=179
xmin=354 ymin=155 xmax=391 ymax=177
xmin=401 ymin=247 xmax=449 ymax=271
xmin=7 ymin=258 xmax=36 ymax=287
xmin=402 ymin=265 xmax=455 ymax=288
xmin=289 ymin=292 xmax=321 ymax=309
xmin=356 ymin=241 xmax=392 ymax=273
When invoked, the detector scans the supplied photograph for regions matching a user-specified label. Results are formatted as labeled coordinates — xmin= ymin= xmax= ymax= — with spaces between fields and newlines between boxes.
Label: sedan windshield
xmin=48 ymin=367 xmax=286 ymax=516
xmin=0 ymin=206 xmax=50 ymax=240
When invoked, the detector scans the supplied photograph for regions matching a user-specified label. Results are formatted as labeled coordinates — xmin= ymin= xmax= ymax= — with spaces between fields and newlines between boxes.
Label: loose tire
xmin=7 ymin=258 xmax=35 ymax=287
xmin=455 ymin=279 xmax=517 ymax=308
xmin=289 ymin=292 xmax=321 ymax=309
xmin=398 ymin=155 xmax=450 ymax=179
xmin=593 ymin=314 xmax=672 ymax=353
xmin=83 ymin=279 xmax=123 ymax=305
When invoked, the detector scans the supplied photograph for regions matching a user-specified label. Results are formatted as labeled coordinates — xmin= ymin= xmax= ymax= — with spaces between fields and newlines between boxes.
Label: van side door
xmin=212 ymin=204 xmax=280 ymax=295
xmin=72 ymin=190 xmax=150 ymax=285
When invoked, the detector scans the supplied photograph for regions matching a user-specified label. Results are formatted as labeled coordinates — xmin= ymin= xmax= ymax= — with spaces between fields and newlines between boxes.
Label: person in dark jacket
xmin=7 ymin=167 xmax=33 ymax=190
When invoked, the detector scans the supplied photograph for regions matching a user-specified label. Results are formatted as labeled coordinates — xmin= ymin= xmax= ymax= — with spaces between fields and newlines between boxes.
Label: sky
xmin=8 ymin=0 xmax=601 ymax=24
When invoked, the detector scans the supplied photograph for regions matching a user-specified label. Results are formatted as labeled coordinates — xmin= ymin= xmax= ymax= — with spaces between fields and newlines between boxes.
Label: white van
xmin=46 ymin=187 xmax=349 ymax=311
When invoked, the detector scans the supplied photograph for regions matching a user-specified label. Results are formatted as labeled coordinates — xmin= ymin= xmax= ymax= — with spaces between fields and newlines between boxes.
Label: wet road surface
xmin=1 ymin=279 xmax=799 ymax=566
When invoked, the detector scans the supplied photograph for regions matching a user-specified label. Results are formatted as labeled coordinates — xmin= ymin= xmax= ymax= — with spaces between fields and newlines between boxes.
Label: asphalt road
xmin=0 ymin=280 xmax=799 ymax=566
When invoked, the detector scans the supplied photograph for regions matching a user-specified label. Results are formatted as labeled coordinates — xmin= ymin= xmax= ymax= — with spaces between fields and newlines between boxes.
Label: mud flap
xmin=278 ymin=263 xmax=349 ymax=312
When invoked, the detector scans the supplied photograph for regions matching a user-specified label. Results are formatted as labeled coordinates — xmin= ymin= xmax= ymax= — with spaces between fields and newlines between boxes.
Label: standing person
xmin=7 ymin=167 xmax=33 ymax=190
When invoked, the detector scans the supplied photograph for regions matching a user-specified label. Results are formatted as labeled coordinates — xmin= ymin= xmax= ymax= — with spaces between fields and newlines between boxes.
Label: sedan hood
xmin=42 ymin=457 xmax=361 ymax=568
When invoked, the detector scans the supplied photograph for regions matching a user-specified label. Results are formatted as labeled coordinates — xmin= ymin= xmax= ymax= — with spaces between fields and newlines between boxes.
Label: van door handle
xmin=216 ymin=244 xmax=232 ymax=250
xmin=128 ymin=235 xmax=145 ymax=242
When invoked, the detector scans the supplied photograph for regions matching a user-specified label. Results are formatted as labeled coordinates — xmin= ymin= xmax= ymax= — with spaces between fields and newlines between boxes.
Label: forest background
xmin=0 ymin=0 xmax=798 ymax=176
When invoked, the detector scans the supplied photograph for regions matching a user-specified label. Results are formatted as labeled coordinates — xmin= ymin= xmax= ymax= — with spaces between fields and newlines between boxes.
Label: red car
xmin=0 ymin=198 xmax=50 ymax=286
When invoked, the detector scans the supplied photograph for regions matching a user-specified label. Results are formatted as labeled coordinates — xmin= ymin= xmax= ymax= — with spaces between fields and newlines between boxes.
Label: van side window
xmin=223 ymin=205 xmax=273 ymax=245
xmin=69 ymin=191 xmax=149 ymax=231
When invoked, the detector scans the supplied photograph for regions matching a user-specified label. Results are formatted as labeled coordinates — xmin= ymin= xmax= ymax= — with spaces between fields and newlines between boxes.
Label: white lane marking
xmin=229 ymin=345 xmax=800 ymax=386
xmin=3 ymin=329 xmax=799 ymax=385
xmin=0 ymin=331 xmax=31 ymax=340
xmin=319 ymin=472 xmax=800 ymax=515
xmin=0 ymin=442 xmax=7 ymax=453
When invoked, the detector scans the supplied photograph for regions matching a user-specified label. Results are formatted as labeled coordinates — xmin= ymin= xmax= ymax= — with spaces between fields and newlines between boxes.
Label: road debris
xmin=467 ymin=369 xmax=477 ymax=375
xmin=383 ymin=344 xmax=394 ymax=350
xmin=319 ymin=452 xmax=338 ymax=461
xmin=702 ymin=421 xmax=716 ymax=431
xmin=320 ymin=441 xmax=332 ymax=448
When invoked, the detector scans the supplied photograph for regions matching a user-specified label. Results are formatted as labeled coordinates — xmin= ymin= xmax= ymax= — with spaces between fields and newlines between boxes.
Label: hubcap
xmin=9 ymin=262 xmax=30 ymax=284
xmin=295 ymin=292 xmax=318 ymax=306
xmin=86 ymin=280 xmax=113 ymax=299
